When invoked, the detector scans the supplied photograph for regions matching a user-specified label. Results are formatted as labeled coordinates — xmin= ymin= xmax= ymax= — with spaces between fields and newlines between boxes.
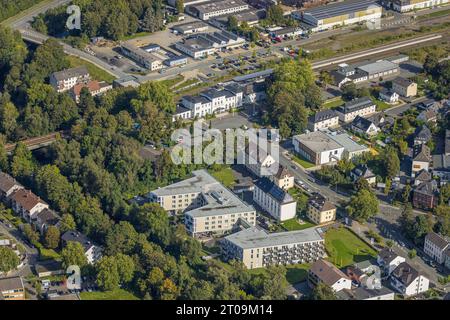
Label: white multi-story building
xmin=181 ymin=83 xmax=243 ymax=118
xmin=147 ymin=170 xmax=256 ymax=238
xmin=292 ymin=131 xmax=345 ymax=166
xmin=253 ymin=178 xmax=297 ymax=221
xmin=222 ymin=226 xmax=325 ymax=269
xmin=391 ymin=0 xmax=448 ymax=12
xmin=190 ymin=0 xmax=249 ymax=20
xmin=307 ymin=110 xmax=339 ymax=132
xmin=49 ymin=66 xmax=90 ymax=93
xmin=390 ymin=262 xmax=429 ymax=297
xmin=424 ymin=232 xmax=450 ymax=264
xmin=335 ymin=97 xmax=377 ymax=123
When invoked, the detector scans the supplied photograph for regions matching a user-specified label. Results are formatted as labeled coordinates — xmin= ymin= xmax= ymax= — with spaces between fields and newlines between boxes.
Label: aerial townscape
xmin=0 ymin=0 xmax=449 ymax=305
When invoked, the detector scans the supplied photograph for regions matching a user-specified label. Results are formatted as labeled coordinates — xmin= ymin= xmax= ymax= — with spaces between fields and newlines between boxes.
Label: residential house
xmin=390 ymin=262 xmax=429 ymax=297
xmin=308 ymin=259 xmax=352 ymax=292
xmin=392 ymin=77 xmax=417 ymax=98
xmin=335 ymin=97 xmax=377 ymax=122
xmin=0 ymin=276 xmax=25 ymax=300
xmin=413 ymin=125 xmax=432 ymax=146
xmin=432 ymin=129 xmax=450 ymax=183
xmin=32 ymin=208 xmax=61 ymax=235
xmin=307 ymin=193 xmax=336 ymax=225
xmin=49 ymin=66 xmax=90 ymax=93
xmin=8 ymin=189 xmax=49 ymax=221
xmin=417 ymin=109 xmax=438 ymax=123
xmin=61 ymin=231 xmax=103 ymax=264
xmin=445 ymin=250 xmax=450 ymax=270
xmin=351 ymin=116 xmax=380 ymax=137
xmin=244 ymin=143 xmax=277 ymax=177
xmin=337 ymin=286 xmax=395 ymax=300
xmin=34 ymin=260 xmax=64 ymax=278
xmin=377 ymin=248 xmax=405 ymax=275
xmin=414 ymin=169 xmax=432 ymax=186
xmin=253 ymin=178 xmax=297 ymax=221
xmin=70 ymin=80 xmax=112 ymax=103
xmin=172 ymin=105 xmax=192 ymax=122
xmin=350 ymin=164 xmax=376 ymax=186
xmin=0 ymin=172 xmax=23 ymax=202
xmin=413 ymin=181 xmax=438 ymax=210
xmin=222 ymin=226 xmax=325 ymax=269
xmin=307 ymin=110 xmax=339 ymax=132
xmin=379 ymin=88 xmax=399 ymax=104
xmin=411 ymin=144 xmax=431 ymax=178
xmin=271 ymin=166 xmax=295 ymax=190
xmin=424 ymin=232 xmax=449 ymax=264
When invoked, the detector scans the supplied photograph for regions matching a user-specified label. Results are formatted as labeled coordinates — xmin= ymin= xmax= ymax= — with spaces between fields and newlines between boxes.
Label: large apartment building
xmin=49 ymin=66 xmax=90 ymax=93
xmin=222 ymin=226 xmax=325 ymax=269
xmin=424 ymin=232 xmax=449 ymax=264
xmin=253 ymin=178 xmax=297 ymax=221
xmin=335 ymin=97 xmax=377 ymax=123
xmin=147 ymin=170 xmax=256 ymax=237
xmin=307 ymin=110 xmax=339 ymax=132
xmin=181 ymin=83 xmax=243 ymax=118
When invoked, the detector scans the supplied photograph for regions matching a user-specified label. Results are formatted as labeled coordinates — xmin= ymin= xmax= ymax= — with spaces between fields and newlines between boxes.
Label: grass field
xmin=160 ymin=75 xmax=184 ymax=88
xmin=325 ymin=227 xmax=376 ymax=268
xmin=281 ymin=218 xmax=315 ymax=231
xmin=248 ymin=264 xmax=310 ymax=284
xmin=292 ymin=154 xmax=315 ymax=169
xmin=371 ymin=97 xmax=392 ymax=111
xmin=80 ymin=289 xmax=140 ymax=300
xmin=210 ymin=167 xmax=236 ymax=188
xmin=322 ymin=97 xmax=344 ymax=109
xmin=67 ymin=56 xmax=116 ymax=83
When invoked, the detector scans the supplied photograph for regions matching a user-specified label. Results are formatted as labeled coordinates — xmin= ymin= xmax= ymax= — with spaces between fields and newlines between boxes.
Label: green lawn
xmin=325 ymin=227 xmax=376 ymax=268
xmin=210 ymin=167 xmax=236 ymax=188
xmin=292 ymin=154 xmax=315 ymax=169
xmin=371 ymin=97 xmax=392 ymax=112
xmin=119 ymin=32 xmax=153 ymax=41
xmin=322 ymin=97 xmax=344 ymax=109
xmin=67 ymin=56 xmax=116 ymax=83
xmin=38 ymin=246 xmax=61 ymax=261
xmin=159 ymin=75 xmax=184 ymax=88
xmin=281 ymin=218 xmax=315 ymax=231
xmin=248 ymin=263 xmax=310 ymax=285
xmin=80 ymin=289 xmax=140 ymax=300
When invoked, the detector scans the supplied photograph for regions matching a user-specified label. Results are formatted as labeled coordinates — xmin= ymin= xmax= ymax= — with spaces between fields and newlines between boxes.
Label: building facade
xmin=222 ymin=226 xmax=325 ymax=269
xmin=49 ymin=66 xmax=90 ymax=93
xmin=424 ymin=232 xmax=449 ymax=264
xmin=292 ymin=131 xmax=344 ymax=165
xmin=307 ymin=110 xmax=339 ymax=132
xmin=307 ymin=193 xmax=336 ymax=224
xmin=253 ymin=178 xmax=297 ymax=221
xmin=392 ymin=77 xmax=417 ymax=97
xmin=335 ymin=97 xmax=377 ymax=123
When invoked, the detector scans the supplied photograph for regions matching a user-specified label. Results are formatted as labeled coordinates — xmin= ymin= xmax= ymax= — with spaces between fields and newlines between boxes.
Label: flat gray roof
xmin=301 ymin=0 xmax=380 ymax=20
xmin=293 ymin=131 xmax=342 ymax=153
xmin=225 ymin=226 xmax=323 ymax=249
xmin=325 ymin=131 xmax=370 ymax=154
xmin=172 ymin=21 xmax=209 ymax=32
xmin=150 ymin=170 xmax=255 ymax=218
xmin=192 ymin=0 xmax=248 ymax=14
xmin=357 ymin=60 xmax=398 ymax=75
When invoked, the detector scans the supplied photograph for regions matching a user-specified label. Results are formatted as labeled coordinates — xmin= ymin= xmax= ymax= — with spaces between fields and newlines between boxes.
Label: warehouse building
xmin=188 ymin=0 xmax=249 ymax=20
xmin=210 ymin=9 xmax=265 ymax=28
xmin=171 ymin=21 xmax=209 ymax=35
xmin=121 ymin=43 xmax=162 ymax=71
xmin=222 ymin=226 xmax=325 ymax=269
xmin=292 ymin=0 xmax=382 ymax=32
xmin=175 ymin=31 xmax=246 ymax=59
xmin=292 ymin=131 xmax=345 ymax=165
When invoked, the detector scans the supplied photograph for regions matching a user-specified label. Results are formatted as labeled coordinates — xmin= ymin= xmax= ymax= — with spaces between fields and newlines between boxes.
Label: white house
xmin=390 ymin=262 xmax=429 ymax=297
xmin=253 ymin=178 xmax=297 ymax=221
xmin=308 ymin=259 xmax=352 ymax=292
xmin=61 ymin=231 xmax=103 ymax=264
xmin=379 ymin=88 xmax=399 ymax=104
xmin=292 ymin=131 xmax=345 ymax=166
xmin=424 ymin=232 xmax=449 ymax=264
xmin=307 ymin=110 xmax=339 ymax=132
xmin=351 ymin=116 xmax=380 ymax=137
xmin=335 ymin=97 xmax=377 ymax=123
xmin=8 ymin=189 xmax=49 ymax=222
xmin=377 ymin=248 xmax=406 ymax=275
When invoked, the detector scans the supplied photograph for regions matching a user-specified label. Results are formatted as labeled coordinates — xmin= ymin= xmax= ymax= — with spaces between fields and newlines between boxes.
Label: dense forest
xmin=0 ymin=0 xmax=43 ymax=22
xmin=32 ymin=0 xmax=166 ymax=41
